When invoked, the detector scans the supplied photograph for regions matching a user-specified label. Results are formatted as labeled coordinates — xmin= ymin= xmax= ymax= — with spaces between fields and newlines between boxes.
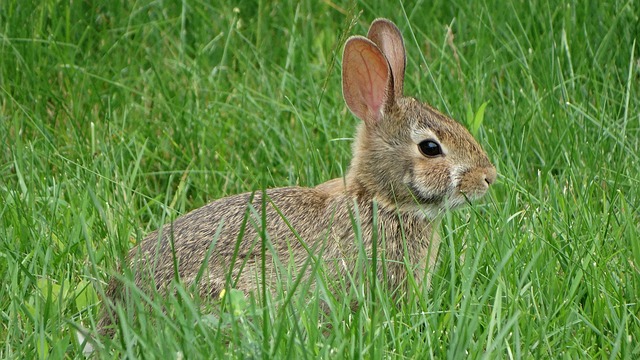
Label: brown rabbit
xmin=98 ymin=18 xmax=496 ymax=335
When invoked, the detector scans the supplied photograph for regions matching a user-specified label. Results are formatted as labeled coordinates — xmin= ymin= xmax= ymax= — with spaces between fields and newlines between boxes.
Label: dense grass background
xmin=1 ymin=0 xmax=639 ymax=358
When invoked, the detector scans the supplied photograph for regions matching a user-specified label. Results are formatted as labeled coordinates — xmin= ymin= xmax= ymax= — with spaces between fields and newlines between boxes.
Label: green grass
xmin=1 ymin=0 xmax=639 ymax=358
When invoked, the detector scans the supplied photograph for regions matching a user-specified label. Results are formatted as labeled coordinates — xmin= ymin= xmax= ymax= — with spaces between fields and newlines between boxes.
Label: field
xmin=1 ymin=0 xmax=639 ymax=358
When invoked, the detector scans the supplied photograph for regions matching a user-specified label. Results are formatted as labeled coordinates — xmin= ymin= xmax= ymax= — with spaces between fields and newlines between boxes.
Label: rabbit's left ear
xmin=367 ymin=19 xmax=406 ymax=99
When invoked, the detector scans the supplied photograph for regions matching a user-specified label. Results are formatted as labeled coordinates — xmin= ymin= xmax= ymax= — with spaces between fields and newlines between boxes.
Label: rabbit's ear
xmin=367 ymin=19 xmax=406 ymax=98
xmin=342 ymin=36 xmax=394 ymax=126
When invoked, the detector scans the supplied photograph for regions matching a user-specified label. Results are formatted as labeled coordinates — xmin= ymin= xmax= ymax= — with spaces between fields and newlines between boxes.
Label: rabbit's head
xmin=343 ymin=19 xmax=496 ymax=218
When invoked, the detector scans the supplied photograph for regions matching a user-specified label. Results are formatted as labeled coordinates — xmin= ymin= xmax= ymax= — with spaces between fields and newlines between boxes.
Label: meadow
xmin=1 ymin=0 xmax=639 ymax=358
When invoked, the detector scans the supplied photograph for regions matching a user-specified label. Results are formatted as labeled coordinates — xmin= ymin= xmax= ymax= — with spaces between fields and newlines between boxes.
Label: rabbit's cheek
xmin=415 ymin=162 xmax=451 ymax=191
xmin=449 ymin=164 xmax=470 ymax=190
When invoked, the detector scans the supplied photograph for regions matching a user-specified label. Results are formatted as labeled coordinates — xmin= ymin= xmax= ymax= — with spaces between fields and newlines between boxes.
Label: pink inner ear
xmin=343 ymin=38 xmax=392 ymax=125
xmin=352 ymin=45 xmax=388 ymax=117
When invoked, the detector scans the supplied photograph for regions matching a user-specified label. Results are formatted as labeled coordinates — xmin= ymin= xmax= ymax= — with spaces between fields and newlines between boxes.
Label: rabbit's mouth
xmin=404 ymin=180 xmax=488 ymax=215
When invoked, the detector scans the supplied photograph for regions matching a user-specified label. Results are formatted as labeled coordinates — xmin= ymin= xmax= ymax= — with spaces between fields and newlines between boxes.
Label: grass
xmin=1 ymin=0 xmax=639 ymax=358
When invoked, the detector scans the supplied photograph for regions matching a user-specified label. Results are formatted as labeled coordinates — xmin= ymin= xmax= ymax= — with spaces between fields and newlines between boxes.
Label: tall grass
xmin=1 ymin=0 xmax=638 ymax=358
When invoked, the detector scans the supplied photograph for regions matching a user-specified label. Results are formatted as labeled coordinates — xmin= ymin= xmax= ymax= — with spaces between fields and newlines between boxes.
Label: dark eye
xmin=418 ymin=140 xmax=442 ymax=157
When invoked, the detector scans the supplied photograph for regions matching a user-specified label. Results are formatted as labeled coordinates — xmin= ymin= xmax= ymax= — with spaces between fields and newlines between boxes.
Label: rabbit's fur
xmin=98 ymin=18 xmax=496 ymax=336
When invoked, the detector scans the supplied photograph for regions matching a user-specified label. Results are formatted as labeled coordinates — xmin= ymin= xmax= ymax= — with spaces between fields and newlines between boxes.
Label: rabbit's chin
xmin=400 ymin=196 xmax=481 ymax=220
xmin=445 ymin=189 xmax=490 ymax=210
xmin=403 ymin=189 xmax=489 ymax=219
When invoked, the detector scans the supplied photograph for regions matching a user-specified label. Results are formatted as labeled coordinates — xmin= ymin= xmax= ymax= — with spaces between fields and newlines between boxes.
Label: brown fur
xmin=98 ymin=18 xmax=496 ymax=336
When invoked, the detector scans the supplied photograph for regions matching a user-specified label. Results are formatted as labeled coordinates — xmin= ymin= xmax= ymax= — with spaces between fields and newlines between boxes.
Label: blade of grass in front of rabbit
xmin=226 ymin=191 xmax=255 ymax=290
xmin=260 ymin=187 xmax=270 ymax=354
xmin=370 ymin=199 xmax=379 ymax=360
xmin=192 ymin=220 xmax=225 ymax=294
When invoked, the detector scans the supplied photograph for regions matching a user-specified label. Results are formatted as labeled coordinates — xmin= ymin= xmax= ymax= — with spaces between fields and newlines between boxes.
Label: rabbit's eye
xmin=418 ymin=140 xmax=442 ymax=157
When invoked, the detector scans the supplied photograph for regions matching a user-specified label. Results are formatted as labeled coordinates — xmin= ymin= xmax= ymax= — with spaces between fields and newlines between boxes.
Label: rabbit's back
xmin=123 ymin=181 xmax=436 ymax=298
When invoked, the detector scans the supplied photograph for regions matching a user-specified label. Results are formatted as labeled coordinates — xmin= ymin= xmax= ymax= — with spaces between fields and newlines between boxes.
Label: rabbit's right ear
xmin=367 ymin=19 xmax=406 ymax=99
xmin=342 ymin=36 xmax=394 ymax=126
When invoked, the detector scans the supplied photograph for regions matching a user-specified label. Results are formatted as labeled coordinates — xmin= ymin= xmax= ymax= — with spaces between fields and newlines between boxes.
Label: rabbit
xmin=97 ymin=18 xmax=496 ymax=336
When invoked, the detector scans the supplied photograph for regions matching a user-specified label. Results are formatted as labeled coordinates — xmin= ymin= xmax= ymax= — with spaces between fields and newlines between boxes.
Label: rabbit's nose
xmin=484 ymin=167 xmax=497 ymax=186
